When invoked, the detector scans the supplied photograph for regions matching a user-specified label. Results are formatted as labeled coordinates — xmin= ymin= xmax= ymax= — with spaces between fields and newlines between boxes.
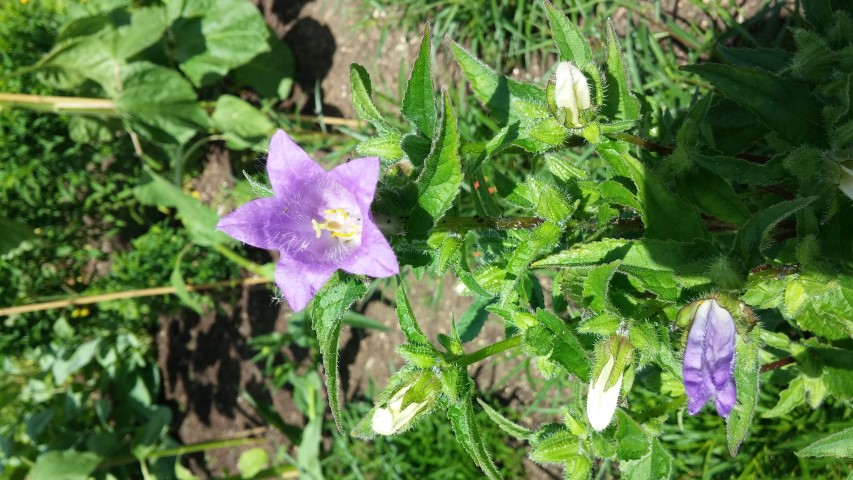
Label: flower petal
xmin=341 ymin=219 xmax=399 ymax=278
xmin=715 ymin=374 xmax=737 ymax=418
xmin=267 ymin=129 xmax=326 ymax=197
xmin=683 ymin=300 xmax=713 ymax=415
xmin=587 ymin=356 xmax=622 ymax=431
xmin=706 ymin=302 xmax=736 ymax=390
xmin=329 ymin=156 xmax=380 ymax=210
xmin=274 ymin=257 xmax=336 ymax=312
xmin=217 ymin=197 xmax=286 ymax=250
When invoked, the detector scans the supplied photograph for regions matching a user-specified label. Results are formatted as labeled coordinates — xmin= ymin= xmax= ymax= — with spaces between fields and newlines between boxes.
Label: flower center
xmin=311 ymin=208 xmax=362 ymax=242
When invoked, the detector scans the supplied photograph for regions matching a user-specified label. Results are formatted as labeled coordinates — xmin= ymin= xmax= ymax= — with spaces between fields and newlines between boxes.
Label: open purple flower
xmin=683 ymin=299 xmax=737 ymax=418
xmin=217 ymin=129 xmax=399 ymax=311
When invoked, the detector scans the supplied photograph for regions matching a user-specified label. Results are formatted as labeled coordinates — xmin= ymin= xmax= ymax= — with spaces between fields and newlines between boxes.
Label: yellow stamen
xmin=312 ymin=208 xmax=360 ymax=240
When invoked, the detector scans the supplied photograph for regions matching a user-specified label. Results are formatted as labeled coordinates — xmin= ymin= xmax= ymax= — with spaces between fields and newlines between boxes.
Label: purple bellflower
xmin=683 ymin=299 xmax=737 ymax=418
xmin=217 ymin=130 xmax=399 ymax=312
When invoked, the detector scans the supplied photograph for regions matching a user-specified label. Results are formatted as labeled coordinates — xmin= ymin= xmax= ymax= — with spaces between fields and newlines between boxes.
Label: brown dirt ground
xmin=156 ymin=0 xmax=780 ymax=477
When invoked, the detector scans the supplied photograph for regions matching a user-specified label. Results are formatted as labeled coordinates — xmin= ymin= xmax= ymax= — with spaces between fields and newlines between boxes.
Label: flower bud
xmin=554 ymin=61 xmax=592 ymax=127
xmin=682 ymin=298 xmax=737 ymax=418
xmin=371 ymin=373 xmax=439 ymax=435
xmin=586 ymin=335 xmax=633 ymax=431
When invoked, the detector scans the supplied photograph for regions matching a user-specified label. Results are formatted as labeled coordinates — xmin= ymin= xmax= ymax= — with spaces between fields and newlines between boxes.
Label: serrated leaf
xmin=458 ymin=296 xmax=494 ymax=343
xmin=167 ymin=0 xmax=269 ymax=87
xmin=524 ymin=177 xmax=573 ymax=223
xmin=677 ymin=169 xmax=750 ymax=226
xmin=533 ymin=238 xmax=633 ymax=268
xmin=409 ymin=91 xmax=462 ymax=237
xmin=356 ymin=133 xmax=404 ymax=160
xmin=476 ymin=398 xmax=532 ymax=440
xmin=603 ymin=19 xmax=640 ymax=122
xmin=530 ymin=429 xmax=578 ymax=464
xmin=544 ymin=153 xmax=588 ymax=181
xmin=763 ymin=376 xmax=806 ymax=418
xmin=796 ymin=426 xmax=853 ymax=458
xmin=684 ymin=63 xmax=826 ymax=145
xmin=233 ymin=29 xmax=295 ymax=99
xmin=29 ymin=450 xmax=102 ymax=480
xmin=350 ymin=63 xmax=390 ymax=130
xmin=733 ymin=197 xmax=816 ymax=259
xmin=396 ymin=281 xmax=430 ymax=345
xmin=402 ymin=24 xmax=437 ymax=137
xmin=397 ymin=343 xmax=437 ymax=368
xmin=544 ymin=2 xmax=593 ymax=68
xmin=448 ymin=397 xmax=501 ymax=480
xmin=583 ymin=260 xmax=621 ymax=313
xmin=599 ymin=145 xmax=707 ymax=242
xmin=726 ymin=327 xmax=762 ymax=456
xmin=211 ymin=94 xmax=274 ymax=151
xmin=448 ymin=40 xmax=549 ymax=126
xmin=692 ymin=153 xmax=788 ymax=185
xmin=600 ymin=179 xmax=641 ymax=211
xmin=620 ymin=438 xmax=673 ymax=480
xmin=536 ymin=309 xmax=589 ymax=381
xmin=310 ymin=272 xmax=367 ymax=432
xmin=717 ymin=46 xmax=792 ymax=71
xmin=503 ymin=222 xmax=562 ymax=305
xmin=615 ymin=411 xmax=649 ymax=460
xmin=116 ymin=62 xmax=210 ymax=144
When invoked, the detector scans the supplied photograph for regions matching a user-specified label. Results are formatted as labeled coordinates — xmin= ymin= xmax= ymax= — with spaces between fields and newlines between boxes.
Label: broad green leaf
xmin=68 ymin=116 xmax=114 ymax=144
xmin=237 ymin=448 xmax=269 ymax=478
xmin=397 ymin=343 xmax=437 ymax=368
xmin=583 ymin=260 xmax=621 ymax=313
xmin=116 ymin=62 xmax=210 ymax=144
xmin=602 ymin=19 xmax=640 ymax=122
xmin=615 ymin=411 xmax=649 ymax=460
xmin=600 ymin=180 xmax=642 ymax=211
xmin=29 ymin=450 xmax=102 ymax=480
xmin=733 ymin=197 xmax=816 ymax=259
xmin=503 ymin=222 xmax=562 ymax=305
xmin=678 ymin=169 xmax=750 ymax=226
xmin=599 ymin=145 xmax=708 ymax=242
xmin=692 ymin=153 xmax=787 ymax=185
xmin=544 ymin=153 xmax=588 ymax=181
xmin=533 ymin=238 xmax=632 ymax=268
xmin=620 ymin=438 xmax=673 ymax=480
xmin=167 ymin=0 xmax=269 ymax=87
xmin=309 ymin=272 xmax=367 ymax=432
xmin=786 ymin=273 xmax=853 ymax=340
xmin=396 ymin=281 xmax=430 ymax=346
xmin=448 ymin=40 xmax=549 ymax=125
xmin=797 ymin=426 xmax=853 ymax=458
xmin=0 ymin=217 xmax=34 ymax=255
xmin=211 ymin=95 xmax=275 ymax=151
xmin=621 ymin=239 xmax=708 ymax=301
xmin=356 ymin=133 xmax=404 ymax=160
xmin=763 ymin=376 xmax=806 ymax=418
xmin=684 ymin=63 xmax=826 ymax=145
xmin=726 ymin=327 xmax=762 ymax=456
xmin=411 ymin=92 xmax=463 ymax=236
xmin=717 ymin=46 xmax=792 ymax=72
xmin=476 ymin=398 xmax=532 ymax=440
xmin=544 ymin=1 xmax=593 ymax=68
xmin=448 ymin=397 xmax=502 ymax=480
xmin=522 ymin=177 xmax=573 ymax=223
xmin=233 ymin=30 xmax=295 ymax=99
xmin=530 ymin=429 xmax=578 ymax=464
xmin=535 ymin=309 xmax=588 ymax=381
xmin=134 ymin=168 xmax=228 ymax=246
xmin=131 ymin=406 xmax=172 ymax=458
xmin=171 ymin=244 xmax=204 ymax=314
xmin=402 ymin=24 xmax=437 ymax=138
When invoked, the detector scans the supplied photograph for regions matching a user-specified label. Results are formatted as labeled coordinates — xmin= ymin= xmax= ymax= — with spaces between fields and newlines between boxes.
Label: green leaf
xmin=131 ymin=406 xmax=172 ymax=458
xmin=309 ymin=272 xmax=367 ymax=432
xmin=476 ymin=398 xmax=532 ymax=440
xmin=349 ymin=63 xmax=389 ymax=130
xmin=448 ymin=40 xmax=549 ymax=126
xmin=211 ymin=95 xmax=275 ymax=151
xmin=530 ymin=429 xmax=578 ymax=464
xmin=717 ymin=46 xmax=792 ymax=72
xmin=397 ymin=343 xmax=437 ymax=368
xmin=797 ymin=426 xmax=853 ymax=458
xmin=763 ymin=376 xmax=806 ymax=418
xmin=533 ymin=238 xmax=632 ymax=268
xmin=29 ymin=450 xmax=102 ymax=480
xmin=0 ymin=217 xmax=34 ymax=255
xmin=233 ymin=30 xmax=295 ymax=99
xmin=583 ymin=260 xmax=621 ymax=313
xmin=602 ymin=19 xmax=640 ymax=122
xmin=134 ymin=168 xmax=228 ymax=246
xmin=237 ymin=448 xmax=269 ymax=478
xmin=523 ymin=177 xmax=573 ymax=223
xmin=544 ymin=1 xmax=593 ymax=68
xmin=68 ymin=116 xmax=115 ymax=144
xmin=692 ymin=153 xmax=787 ymax=185
xmin=356 ymin=133 xmax=404 ymax=160
xmin=620 ymin=438 xmax=673 ymax=480
xmin=402 ymin=24 xmax=437 ymax=138
xmin=503 ymin=222 xmax=562 ymax=305
xmin=116 ymin=62 xmax=209 ymax=144
xmin=787 ymin=274 xmax=853 ymax=340
xmin=677 ymin=169 xmax=750 ymax=226
xmin=615 ymin=411 xmax=649 ymax=460
xmin=448 ymin=397 xmax=502 ymax=480
xmin=683 ymin=64 xmax=826 ymax=145
xmin=396 ymin=280 xmax=431 ymax=345
xmin=536 ymin=309 xmax=589 ymax=381
xmin=458 ymin=296 xmax=494 ymax=343
xmin=411 ymin=91 xmax=462 ymax=236
xmin=726 ymin=327 xmax=762 ymax=456
xmin=167 ymin=0 xmax=269 ymax=87
xmin=171 ymin=244 xmax=204 ymax=314
xmin=599 ymin=145 xmax=708 ymax=242
xmin=733 ymin=197 xmax=816 ymax=259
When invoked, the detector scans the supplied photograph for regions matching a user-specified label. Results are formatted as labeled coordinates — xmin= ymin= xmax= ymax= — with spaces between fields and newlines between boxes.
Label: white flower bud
xmin=554 ymin=61 xmax=592 ymax=127
xmin=371 ymin=385 xmax=430 ymax=435
xmin=586 ymin=354 xmax=623 ymax=432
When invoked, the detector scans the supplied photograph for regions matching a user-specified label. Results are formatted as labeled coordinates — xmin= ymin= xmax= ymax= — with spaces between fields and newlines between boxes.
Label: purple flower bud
xmin=682 ymin=299 xmax=737 ymax=418
xmin=217 ymin=130 xmax=399 ymax=311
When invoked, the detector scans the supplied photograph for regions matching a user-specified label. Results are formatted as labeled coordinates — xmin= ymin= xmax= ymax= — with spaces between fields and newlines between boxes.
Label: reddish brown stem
xmin=760 ymin=356 xmax=796 ymax=373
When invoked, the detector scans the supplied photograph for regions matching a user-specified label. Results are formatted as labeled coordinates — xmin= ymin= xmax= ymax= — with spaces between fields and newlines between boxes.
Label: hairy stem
xmin=434 ymin=216 xmax=544 ymax=233
xmin=456 ymin=336 xmax=522 ymax=366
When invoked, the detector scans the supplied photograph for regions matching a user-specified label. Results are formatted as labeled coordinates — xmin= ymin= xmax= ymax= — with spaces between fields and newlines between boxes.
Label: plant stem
xmin=434 ymin=216 xmax=544 ymax=233
xmin=213 ymin=244 xmax=272 ymax=277
xmin=457 ymin=336 xmax=522 ymax=366
xmin=760 ymin=356 xmax=796 ymax=373
xmin=0 ymin=92 xmax=119 ymax=116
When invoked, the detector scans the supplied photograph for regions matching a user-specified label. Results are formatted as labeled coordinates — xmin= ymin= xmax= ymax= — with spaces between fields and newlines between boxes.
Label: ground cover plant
xmin=2 ymin=0 xmax=853 ymax=478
